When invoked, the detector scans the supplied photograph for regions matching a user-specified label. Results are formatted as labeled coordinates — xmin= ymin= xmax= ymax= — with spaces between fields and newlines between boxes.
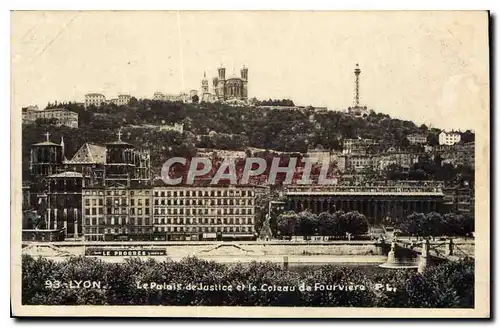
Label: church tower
xmin=30 ymin=132 xmax=63 ymax=178
xmin=104 ymin=131 xmax=136 ymax=187
xmin=240 ymin=65 xmax=248 ymax=100
xmin=217 ymin=65 xmax=226 ymax=100
xmin=201 ymin=71 xmax=209 ymax=94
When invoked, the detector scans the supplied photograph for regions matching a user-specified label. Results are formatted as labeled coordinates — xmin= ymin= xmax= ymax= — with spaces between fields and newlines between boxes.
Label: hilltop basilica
xmin=200 ymin=65 xmax=249 ymax=104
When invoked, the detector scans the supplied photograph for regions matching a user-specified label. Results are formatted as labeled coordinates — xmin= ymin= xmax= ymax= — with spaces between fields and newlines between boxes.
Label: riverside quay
xmin=283 ymin=182 xmax=445 ymax=224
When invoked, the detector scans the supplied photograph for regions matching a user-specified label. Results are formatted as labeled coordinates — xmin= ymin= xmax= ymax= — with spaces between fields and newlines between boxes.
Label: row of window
xmin=154 ymin=190 xmax=254 ymax=198
xmin=85 ymin=217 xmax=151 ymax=226
xmin=83 ymin=190 xmax=151 ymax=196
xmin=84 ymin=225 xmax=254 ymax=235
xmin=85 ymin=207 xmax=252 ymax=216
xmin=154 ymin=199 xmax=253 ymax=206
xmin=154 ymin=208 xmax=253 ymax=215
xmin=84 ymin=216 xmax=254 ymax=226
xmin=83 ymin=189 xmax=255 ymax=197
xmin=85 ymin=207 xmax=150 ymax=215
xmin=84 ymin=197 xmax=151 ymax=206
xmin=156 ymin=217 xmax=253 ymax=225
xmin=154 ymin=226 xmax=254 ymax=233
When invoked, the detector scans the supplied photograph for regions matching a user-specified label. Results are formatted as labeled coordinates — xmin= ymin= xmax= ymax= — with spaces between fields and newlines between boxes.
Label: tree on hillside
xmin=460 ymin=130 xmax=475 ymax=144
xmin=427 ymin=133 xmax=439 ymax=147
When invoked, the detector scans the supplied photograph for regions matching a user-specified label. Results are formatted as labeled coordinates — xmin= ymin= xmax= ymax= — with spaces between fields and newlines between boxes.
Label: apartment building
xmin=152 ymin=185 xmax=257 ymax=241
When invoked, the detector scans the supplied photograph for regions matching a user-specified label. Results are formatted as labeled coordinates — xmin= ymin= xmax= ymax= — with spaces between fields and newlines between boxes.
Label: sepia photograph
xmin=10 ymin=10 xmax=490 ymax=318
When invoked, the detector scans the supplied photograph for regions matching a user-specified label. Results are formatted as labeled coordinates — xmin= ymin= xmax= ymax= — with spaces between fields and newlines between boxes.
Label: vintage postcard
xmin=11 ymin=11 xmax=490 ymax=318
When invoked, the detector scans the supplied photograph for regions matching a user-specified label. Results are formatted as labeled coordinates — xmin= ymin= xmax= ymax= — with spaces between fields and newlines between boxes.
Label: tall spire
xmin=117 ymin=130 xmax=122 ymax=141
xmin=354 ymin=63 xmax=361 ymax=107
xmin=60 ymin=136 xmax=65 ymax=156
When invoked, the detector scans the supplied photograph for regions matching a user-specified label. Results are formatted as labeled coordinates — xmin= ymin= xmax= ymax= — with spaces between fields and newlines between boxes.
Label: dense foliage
xmin=276 ymin=210 xmax=369 ymax=238
xmin=22 ymin=255 xmax=474 ymax=307
xmin=385 ymin=154 xmax=474 ymax=185
xmin=395 ymin=212 xmax=474 ymax=237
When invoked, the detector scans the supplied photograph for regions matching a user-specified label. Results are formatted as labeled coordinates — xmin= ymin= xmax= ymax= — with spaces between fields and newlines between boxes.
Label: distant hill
xmin=22 ymin=100 xmax=468 ymax=179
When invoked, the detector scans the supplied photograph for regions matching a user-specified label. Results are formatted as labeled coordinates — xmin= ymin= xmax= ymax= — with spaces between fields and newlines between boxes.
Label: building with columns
xmin=283 ymin=182 xmax=445 ymax=224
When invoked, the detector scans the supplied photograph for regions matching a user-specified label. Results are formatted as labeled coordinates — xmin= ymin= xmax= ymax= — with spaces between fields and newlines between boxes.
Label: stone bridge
xmin=376 ymin=238 xmax=473 ymax=273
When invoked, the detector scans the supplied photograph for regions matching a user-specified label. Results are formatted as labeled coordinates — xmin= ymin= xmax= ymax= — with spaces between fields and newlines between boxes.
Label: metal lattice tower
xmin=354 ymin=63 xmax=361 ymax=107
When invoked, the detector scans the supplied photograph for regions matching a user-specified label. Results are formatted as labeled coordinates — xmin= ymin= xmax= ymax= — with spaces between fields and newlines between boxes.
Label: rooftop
xmin=66 ymin=143 xmax=106 ymax=164
xmin=32 ymin=141 xmax=61 ymax=147
xmin=47 ymin=171 xmax=83 ymax=178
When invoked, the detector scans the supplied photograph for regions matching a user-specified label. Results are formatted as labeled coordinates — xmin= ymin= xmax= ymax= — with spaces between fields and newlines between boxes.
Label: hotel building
xmin=152 ymin=185 xmax=259 ymax=241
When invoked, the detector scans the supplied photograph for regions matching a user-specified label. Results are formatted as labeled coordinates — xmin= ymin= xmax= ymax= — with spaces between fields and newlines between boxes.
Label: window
xmin=145 ymin=199 xmax=150 ymax=206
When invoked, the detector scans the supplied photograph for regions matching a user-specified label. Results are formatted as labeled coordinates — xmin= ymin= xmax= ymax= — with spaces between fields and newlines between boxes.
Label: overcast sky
xmin=11 ymin=11 xmax=488 ymax=131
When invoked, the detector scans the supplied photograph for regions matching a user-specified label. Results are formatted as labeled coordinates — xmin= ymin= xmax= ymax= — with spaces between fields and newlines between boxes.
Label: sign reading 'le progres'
xmin=85 ymin=249 xmax=167 ymax=256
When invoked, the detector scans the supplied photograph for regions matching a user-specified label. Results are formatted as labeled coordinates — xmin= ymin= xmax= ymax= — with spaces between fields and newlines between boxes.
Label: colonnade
xmin=287 ymin=196 xmax=442 ymax=224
